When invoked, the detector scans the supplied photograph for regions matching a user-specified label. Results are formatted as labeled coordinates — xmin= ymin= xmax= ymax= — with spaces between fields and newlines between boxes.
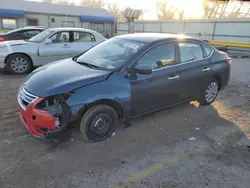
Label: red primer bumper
xmin=17 ymin=98 xmax=57 ymax=138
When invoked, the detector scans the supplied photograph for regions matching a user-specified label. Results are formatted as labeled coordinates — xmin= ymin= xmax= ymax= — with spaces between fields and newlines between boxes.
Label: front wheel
xmin=199 ymin=80 xmax=219 ymax=105
xmin=5 ymin=54 xmax=32 ymax=75
xmin=80 ymin=105 xmax=118 ymax=142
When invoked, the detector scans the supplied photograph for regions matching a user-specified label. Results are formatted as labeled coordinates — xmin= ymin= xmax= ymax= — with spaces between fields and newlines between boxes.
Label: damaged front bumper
xmin=17 ymin=98 xmax=60 ymax=138
xmin=17 ymin=87 xmax=72 ymax=138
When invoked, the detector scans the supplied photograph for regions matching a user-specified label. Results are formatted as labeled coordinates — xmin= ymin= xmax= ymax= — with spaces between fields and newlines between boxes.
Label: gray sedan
xmin=0 ymin=28 xmax=106 ymax=74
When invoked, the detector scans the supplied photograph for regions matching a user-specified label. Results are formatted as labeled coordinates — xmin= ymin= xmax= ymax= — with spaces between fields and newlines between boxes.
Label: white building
xmin=0 ymin=0 xmax=115 ymax=37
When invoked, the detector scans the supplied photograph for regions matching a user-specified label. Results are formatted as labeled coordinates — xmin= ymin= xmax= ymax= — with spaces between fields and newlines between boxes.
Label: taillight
xmin=0 ymin=37 xmax=5 ymax=41
xmin=226 ymin=57 xmax=232 ymax=67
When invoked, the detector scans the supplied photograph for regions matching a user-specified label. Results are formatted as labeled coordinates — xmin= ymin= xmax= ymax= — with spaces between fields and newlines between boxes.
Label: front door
xmin=175 ymin=42 xmax=212 ymax=101
xmin=38 ymin=31 xmax=75 ymax=65
xmin=129 ymin=42 xmax=180 ymax=116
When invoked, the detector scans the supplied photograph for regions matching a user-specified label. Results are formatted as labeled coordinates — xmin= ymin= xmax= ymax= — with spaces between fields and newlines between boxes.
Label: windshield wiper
xmin=76 ymin=61 xmax=101 ymax=69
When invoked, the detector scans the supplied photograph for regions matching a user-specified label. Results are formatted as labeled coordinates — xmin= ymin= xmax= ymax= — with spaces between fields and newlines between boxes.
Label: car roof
xmin=49 ymin=28 xmax=98 ymax=33
xmin=115 ymin=33 xmax=194 ymax=43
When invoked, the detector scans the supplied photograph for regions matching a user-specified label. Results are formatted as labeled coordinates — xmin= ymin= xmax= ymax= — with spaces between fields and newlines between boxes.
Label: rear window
xmin=203 ymin=44 xmax=213 ymax=57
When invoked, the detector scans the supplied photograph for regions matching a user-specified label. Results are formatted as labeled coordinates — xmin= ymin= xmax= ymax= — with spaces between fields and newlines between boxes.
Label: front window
xmin=28 ymin=29 xmax=53 ymax=43
xmin=76 ymin=38 xmax=147 ymax=70
xmin=49 ymin=31 xmax=70 ymax=43
xmin=136 ymin=43 xmax=176 ymax=70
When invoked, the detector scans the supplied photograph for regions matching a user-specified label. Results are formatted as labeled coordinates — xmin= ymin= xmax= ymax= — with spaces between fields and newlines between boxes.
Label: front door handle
xmin=168 ymin=75 xmax=179 ymax=80
xmin=202 ymin=67 xmax=210 ymax=72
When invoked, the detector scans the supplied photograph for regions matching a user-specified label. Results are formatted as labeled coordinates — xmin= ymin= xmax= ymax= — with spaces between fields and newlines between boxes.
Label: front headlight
xmin=37 ymin=93 xmax=73 ymax=127
xmin=36 ymin=93 xmax=73 ymax=116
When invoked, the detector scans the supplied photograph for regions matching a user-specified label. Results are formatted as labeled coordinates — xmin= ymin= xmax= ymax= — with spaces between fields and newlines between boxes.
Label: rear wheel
xmin=5 ymin=54 xmax=32 ymax=75
xmin=199 ymin=80 xmax=219 ymax=105
xmin=80 ymin=105 xmax=118 ymax=142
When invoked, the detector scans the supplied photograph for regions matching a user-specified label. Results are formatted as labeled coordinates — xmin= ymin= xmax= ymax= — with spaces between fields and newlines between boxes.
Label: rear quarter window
xmin=203 ymin=43 xmax=213 ymax=57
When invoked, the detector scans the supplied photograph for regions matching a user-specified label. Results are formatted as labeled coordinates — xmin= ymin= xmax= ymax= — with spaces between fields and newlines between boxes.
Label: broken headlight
xmin=36 ymin=94 xmax=72 ymax=128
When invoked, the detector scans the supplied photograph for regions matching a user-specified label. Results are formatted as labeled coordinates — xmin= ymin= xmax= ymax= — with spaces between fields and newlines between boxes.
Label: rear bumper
xmin=221 ymin=68 xmax=231 ymax=89
xmin=17 ymin=98 xmax=58 ymax=138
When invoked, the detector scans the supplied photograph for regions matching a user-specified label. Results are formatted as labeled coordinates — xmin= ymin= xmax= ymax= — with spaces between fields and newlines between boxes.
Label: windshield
xmin=28 ymin=29 xmax=53 ymax=43
xmin=76 ymin=38 xmax=147 ymax=70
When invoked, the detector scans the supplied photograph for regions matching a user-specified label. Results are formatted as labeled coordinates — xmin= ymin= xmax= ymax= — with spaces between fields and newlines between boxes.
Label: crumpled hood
xmin=24 ymin=58 xmax=111 ymax=97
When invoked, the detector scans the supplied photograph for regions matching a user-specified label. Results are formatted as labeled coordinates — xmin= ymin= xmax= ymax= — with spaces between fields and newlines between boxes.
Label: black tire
xmin=5 ymin=54 xmax=32 ymax=75
xmin=199 ymin=79 xmax=219 ymax=105
xmin=80 ymin=105 xmax=118 ymax=142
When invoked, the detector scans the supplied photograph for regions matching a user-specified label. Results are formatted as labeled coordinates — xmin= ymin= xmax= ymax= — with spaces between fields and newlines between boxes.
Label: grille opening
xmin=22 ymin=99 xmax=29 ymax=106
xmin=18 ymin=87 xmax=38 ymax=109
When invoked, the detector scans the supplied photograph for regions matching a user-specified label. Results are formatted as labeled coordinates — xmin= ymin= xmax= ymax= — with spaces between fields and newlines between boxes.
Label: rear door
xmin=175 ymin=41 xmax=212 ymax=101
xmin=38 ymin=31 xmax=76 ymax=64
xmin=71 ymin=31 xmax=97 ymax=55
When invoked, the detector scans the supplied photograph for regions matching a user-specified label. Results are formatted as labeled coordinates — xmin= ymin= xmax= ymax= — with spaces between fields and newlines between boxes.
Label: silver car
xmin=0 ymin=28 xmax=106 ymax=74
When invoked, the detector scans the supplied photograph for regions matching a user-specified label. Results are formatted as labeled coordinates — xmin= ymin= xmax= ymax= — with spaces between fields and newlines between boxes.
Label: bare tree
xmin=227 ymin=0 xmax=245 ymax=18
xmin=80 ymin=0 xmax=104 ymax=8
xmin=138 ymin=10 xmax=146 ymax=20
xmin=156 ymin=0 xmax=177 ymax=20
xmin=202 ymin=0 xmax=248 ymax=19
xmin=202 ymin=0 xmax=231 ymax=19
xmin=202 ymin=0 xmax=218 ymax=19
xmin=106 ymin=3 xmax=124 ymax=21
xmin=217 ymin=0 xmax=230 ymax=18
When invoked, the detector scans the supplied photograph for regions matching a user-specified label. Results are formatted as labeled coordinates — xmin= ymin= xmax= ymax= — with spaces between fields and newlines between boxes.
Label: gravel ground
xmin=0 ymin=58 xmax=250 ymax=188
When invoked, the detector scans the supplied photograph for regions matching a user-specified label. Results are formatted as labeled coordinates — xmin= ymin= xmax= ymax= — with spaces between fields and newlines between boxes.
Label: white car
xmin=0 ymin=28 xmax=106 ymax=74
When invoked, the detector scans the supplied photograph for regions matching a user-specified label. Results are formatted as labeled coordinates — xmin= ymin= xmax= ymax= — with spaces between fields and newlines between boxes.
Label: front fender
xmin=66 ymin=72 xmax=131 ymax=122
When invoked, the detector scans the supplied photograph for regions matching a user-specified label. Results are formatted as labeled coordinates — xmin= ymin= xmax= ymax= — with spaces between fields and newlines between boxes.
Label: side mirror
xmin=44 ymin=38 xmax=52 ymax=45
xmin=132 ymin=65 xmax=152 ymax=75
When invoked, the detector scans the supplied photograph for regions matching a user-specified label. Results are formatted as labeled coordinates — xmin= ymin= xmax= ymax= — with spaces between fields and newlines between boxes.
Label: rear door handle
xmin=168 ymin=75 xmax=179 ymax=80
xmin=202 ymin=67 xmax=210 ymax=72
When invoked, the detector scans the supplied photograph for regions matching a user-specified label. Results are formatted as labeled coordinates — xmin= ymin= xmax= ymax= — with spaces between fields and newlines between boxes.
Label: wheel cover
xmin=10 ymin=57 xmax=28 ymax=73
xmin=90 ymin=115 xmax=112 ymax=136
xmin=205 ymin=81 xmax=218 ymax=103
